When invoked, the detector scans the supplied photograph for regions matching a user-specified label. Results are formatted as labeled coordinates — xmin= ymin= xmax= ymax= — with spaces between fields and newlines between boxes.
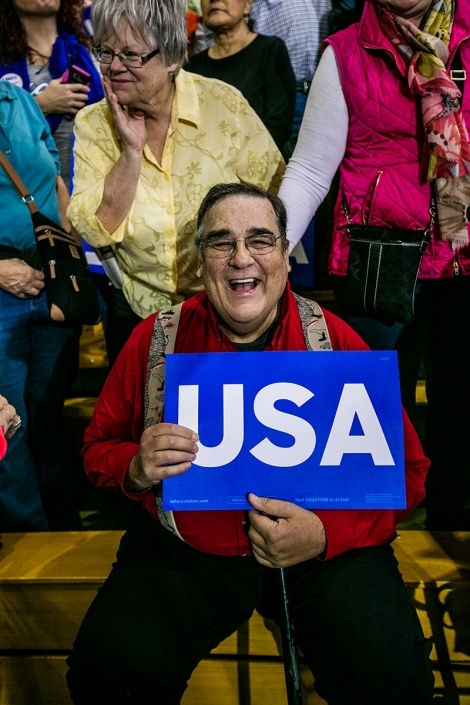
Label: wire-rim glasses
xmin=92 ymin=46 xmax=160 ymax=68
xmin=202 ymin=233 xmax=282 ymax=258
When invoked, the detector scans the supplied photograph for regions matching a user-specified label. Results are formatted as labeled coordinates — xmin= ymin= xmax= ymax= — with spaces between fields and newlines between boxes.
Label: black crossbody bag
xmin=338 ymin=197 xmax=435 ymax=325
xmin=0 ymin=150 xmax=100 ymax=326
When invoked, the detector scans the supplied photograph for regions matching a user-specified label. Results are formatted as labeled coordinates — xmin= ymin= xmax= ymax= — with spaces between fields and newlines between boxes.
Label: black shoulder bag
xmin=338 ymin=198 xmax=435 ymax=325
xmin=0 ymin=150 xmax=100 ymax=326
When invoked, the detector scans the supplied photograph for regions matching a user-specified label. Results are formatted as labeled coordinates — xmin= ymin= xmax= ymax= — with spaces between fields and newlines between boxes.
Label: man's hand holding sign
xmin=125 ymin=423 xmax=199 ymax=492
xmin=247 ymin=494 xmax=327 ymax=568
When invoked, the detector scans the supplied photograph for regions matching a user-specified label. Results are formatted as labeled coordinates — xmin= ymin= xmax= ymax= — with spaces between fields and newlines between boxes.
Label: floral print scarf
xmin=378 ymin=0 xmax=470 ymax=249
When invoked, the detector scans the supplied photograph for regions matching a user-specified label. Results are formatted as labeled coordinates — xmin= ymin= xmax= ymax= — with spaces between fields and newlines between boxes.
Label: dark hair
xmin=195 ymin=183 xmax=289 ymax=255
xmin=0 ymin=0 xmax=90 ymax=64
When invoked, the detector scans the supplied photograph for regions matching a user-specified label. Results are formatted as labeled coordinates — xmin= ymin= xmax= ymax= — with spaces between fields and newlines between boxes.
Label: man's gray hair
xmin=195 ymin=183 xmax=289 ymax=257
xmin=92 ymin=0 xmax=188 ymax=68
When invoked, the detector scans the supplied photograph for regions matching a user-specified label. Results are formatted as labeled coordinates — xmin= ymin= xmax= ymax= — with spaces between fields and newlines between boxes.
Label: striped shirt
xmin=250 ymin=0 xmax=332 ymax=81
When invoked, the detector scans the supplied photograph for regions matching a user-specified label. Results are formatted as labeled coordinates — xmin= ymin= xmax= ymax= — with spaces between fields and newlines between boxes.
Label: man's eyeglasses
xmin=92 ymin=46 xmax=160 ymax=68
xmin=201 ymin=233 xmax=282 ymax=258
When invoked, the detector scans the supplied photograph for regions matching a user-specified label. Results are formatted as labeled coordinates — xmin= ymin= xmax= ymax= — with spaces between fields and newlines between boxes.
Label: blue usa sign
xmin=163 ymin=351 xmax=405 ymax=511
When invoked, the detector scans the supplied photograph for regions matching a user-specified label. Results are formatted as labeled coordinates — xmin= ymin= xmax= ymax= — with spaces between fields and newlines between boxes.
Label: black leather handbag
xmin=339 ymin=201 xmax=434 ymax=325
xmin=0 ymin=150 xmax=100 ymax=326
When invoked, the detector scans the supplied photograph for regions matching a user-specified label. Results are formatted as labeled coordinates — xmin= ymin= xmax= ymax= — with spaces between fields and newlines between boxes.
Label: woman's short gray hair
xmin=92 ymin=0 xmax=188 ymax=67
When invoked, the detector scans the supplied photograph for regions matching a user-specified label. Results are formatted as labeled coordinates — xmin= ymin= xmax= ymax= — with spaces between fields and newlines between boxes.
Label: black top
xmin=185 ymin=34 xmax=296 ymax=158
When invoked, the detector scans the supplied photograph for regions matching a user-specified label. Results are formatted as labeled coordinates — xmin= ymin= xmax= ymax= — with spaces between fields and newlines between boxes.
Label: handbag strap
xmin=450 ymin=45 xmax=466 ymax=97
xmin=342 ymin=193 xmax=436 ymax=233
xmin=0 ymin=150 xmax=39 ymax=215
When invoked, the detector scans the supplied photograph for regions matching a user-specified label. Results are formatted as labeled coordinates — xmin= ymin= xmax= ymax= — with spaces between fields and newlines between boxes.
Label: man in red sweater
xmin=67 ymin=183 xmax=434 ymax=705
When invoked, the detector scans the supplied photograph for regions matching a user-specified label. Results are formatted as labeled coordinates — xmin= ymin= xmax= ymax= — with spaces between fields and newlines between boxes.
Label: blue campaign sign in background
xmin=162 ymin=351 xmax=405 ymax=511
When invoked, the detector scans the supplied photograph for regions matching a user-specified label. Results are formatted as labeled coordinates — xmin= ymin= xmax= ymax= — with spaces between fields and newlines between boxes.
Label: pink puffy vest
xmin=326 ymin=0 xmax=470 ymax=279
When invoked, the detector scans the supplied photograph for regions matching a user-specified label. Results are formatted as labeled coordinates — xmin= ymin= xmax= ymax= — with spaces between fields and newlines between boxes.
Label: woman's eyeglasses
xmin=92 ymin=46 xmax=160 ymax=68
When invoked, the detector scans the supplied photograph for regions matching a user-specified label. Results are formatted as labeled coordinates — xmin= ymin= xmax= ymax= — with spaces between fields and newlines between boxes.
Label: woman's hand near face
xmin=94 ymin=78 xmax=147 ymax=233
xmin=93 ymin=76 xmax=149 ymax=231
xmin=103 ymin=77 xmax=148 ymax=154
xmin=125 ymin=423 xmax=199 ymax=492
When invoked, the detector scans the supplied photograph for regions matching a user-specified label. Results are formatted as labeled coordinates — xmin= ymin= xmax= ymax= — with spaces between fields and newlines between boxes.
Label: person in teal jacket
xmin=0 ymin=81 xmax=78 ymax=530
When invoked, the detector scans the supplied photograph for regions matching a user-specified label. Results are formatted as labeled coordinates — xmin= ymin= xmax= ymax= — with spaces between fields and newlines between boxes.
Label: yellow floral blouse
xmin=68 ymin=69 xmax=285 ymax=317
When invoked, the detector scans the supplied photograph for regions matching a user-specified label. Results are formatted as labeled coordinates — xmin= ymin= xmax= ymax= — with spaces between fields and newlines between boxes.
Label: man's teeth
xmin=230 ymin=278 xmax=257 ymax=290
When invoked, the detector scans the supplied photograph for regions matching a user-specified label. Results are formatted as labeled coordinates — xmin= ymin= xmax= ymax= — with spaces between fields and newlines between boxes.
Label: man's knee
xmin=314 ymin=638 xmax=434 ymax=704
xmin=65 ymin=584 xmax=193 ymax=704
xmin=66 ymin=654 xmax=186 ymax=705
xmin=293 ymin=545 xmax=435 ymax=704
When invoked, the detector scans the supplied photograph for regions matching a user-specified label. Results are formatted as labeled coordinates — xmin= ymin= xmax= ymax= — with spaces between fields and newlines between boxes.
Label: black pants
xmin=67 ymin=513 xmax=433 ymax=705
xmin=105 ymin=286 xmax=143 ymax=366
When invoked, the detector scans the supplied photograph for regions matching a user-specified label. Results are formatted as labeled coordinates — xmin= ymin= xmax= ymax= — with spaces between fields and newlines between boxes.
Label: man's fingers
xmin=247 ymin=493 xmax=293 ymax=518
xmin=149 ymin=446 xmax=197 ymax=469
xmin=148 ymin=458 xmax=194 ymax=482
xmin=145 ymin=422 xmax=199 ymax=443
xmin=251 ymin=545 xmax=276 ymax=569
xmin=136 ymin=423 xmax=200 ymax=485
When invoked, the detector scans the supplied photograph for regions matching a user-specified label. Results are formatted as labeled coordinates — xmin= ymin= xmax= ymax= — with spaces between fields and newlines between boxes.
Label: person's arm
xmin=68 ymin=81 xmax=145 ymax=245
xmin=93 ymin=79 xmax=147 ymax=234
xmin=278 ymin=45 xmax=349 ymax=250
xmin=83 ymin=319 xmax=153 ymax=498
xmin=56 ymin=174 xmax=70 ymax=226
xmin=56 ymin=174 xmax=83 ymax=245
xmin=94 ymin=77 xmax=151 ymax=232
xmin=83 ymin=316 xmax=198 ymax=504
xmin=260 ymin=38 xmax=296 ymax=153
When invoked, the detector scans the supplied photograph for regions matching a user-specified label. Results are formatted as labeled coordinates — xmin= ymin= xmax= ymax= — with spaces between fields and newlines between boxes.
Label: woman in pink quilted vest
xmin=279 ymin=0 xmax=470 ymax=531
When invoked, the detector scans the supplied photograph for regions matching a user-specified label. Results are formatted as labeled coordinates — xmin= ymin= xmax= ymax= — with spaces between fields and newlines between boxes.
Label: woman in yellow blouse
xmin=68 ymin=0 xmax=284 ymax=362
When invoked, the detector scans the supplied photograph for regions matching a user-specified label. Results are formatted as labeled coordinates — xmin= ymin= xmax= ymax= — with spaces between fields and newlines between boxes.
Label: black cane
xmin=277 ymin=567 xmax=303 ymax=705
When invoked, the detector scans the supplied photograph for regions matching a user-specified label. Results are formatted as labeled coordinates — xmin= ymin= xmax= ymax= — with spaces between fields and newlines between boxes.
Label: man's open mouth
xmin=229 ymin=278 xmax=259 ymax=292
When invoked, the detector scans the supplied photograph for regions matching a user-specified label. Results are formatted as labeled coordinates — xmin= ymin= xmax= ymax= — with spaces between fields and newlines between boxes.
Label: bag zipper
xmin=365 ymin=170 xmax=383 ymax=225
